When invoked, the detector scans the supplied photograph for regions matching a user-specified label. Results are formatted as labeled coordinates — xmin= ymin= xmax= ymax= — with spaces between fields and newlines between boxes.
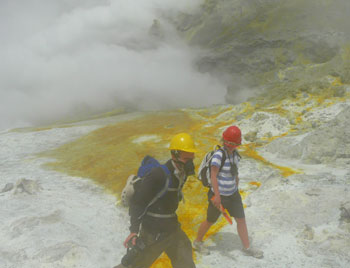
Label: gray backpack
xmin=198 ymin=146 xmax=240 ymax=187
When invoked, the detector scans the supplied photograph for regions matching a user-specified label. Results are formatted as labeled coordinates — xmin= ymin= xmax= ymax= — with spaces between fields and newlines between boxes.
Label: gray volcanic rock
xmin=1 ymin=183 xmax=14 ymax=193
xmin=262 ymin=105 xmax=350 ymax=165
xmin=340 ymin=202 xmax=350 ymax=224
xmin=176 ymin=0 xmax=350 ymax=103
xmin=13 ymin=178 xmax=42 ymax=195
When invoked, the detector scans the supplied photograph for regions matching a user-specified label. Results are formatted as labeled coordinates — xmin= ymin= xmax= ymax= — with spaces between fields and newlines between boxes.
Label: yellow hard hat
xmin=169 ymin=133 xmax=197 ymax=153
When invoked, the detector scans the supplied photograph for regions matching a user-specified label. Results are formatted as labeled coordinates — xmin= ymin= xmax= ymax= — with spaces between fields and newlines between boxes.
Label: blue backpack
xmin=121 ymin=156 xmax=172 ymax=217
xmin=137 ymin=155 xmax=169 ymax=178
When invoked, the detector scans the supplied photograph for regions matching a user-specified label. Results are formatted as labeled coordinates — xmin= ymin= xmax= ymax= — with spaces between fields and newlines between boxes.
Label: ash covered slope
xmin=176 ymin=0 xmax=350 ymax=104
xmin=0 ymin=0 xmax=349 ymax=267
xmin=1 ymin=94 xmax=349 ymax=268
xmin=187 ymin=91 xmax=350 ymax=267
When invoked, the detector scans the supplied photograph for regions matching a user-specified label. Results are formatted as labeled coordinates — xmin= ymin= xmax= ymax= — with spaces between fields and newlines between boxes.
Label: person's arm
xmin=210 ymin=165 xmax=221 ymax=209
xmin=128 ymin=168 xmax=163 ymax=234
xmin=123 ymin=232 xmax=138 ymax=248
xmin=210 ymin=150 xmax=224 ymax=209
xmin=234 ymin=150 xmax=240 ymax=189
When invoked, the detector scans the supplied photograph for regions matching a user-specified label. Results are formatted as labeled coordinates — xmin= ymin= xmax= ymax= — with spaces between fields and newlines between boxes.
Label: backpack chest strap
xmin=138 ymin=166 xmax=171 ymax=220
xmin=146 ymin=212 xmax=176 ymax=218
xmin=167 ymin=187 xmax=179 ymax=191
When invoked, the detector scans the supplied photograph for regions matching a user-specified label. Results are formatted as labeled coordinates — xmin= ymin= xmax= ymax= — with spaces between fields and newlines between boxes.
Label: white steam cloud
xmin=0 ymin=0 xmax=226 ymax=130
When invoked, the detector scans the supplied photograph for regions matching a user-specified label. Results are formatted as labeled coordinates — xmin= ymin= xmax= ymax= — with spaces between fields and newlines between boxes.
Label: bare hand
xmin=211 ymin=194 xmax=221 ymax=210
xmin=123 ymin=233 xmax=138 ymax=248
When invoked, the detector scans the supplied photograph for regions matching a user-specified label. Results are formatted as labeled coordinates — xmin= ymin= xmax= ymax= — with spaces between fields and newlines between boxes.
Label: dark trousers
xmin=128 ymin=227 xmax=196 ymax=268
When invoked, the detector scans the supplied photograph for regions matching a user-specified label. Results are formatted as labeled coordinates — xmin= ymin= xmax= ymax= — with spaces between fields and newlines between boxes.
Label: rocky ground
xmin=1 ymin=93 xmax=349 ymax=267
xmin=1 ymin=1 xmax=350 ymax=267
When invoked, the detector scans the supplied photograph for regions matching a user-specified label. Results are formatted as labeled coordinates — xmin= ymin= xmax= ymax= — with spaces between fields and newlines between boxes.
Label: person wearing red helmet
xmin=222 ymin=126 xmax=242 ymax=148
xmin=193 ymin=126 xmax=263 ymax=258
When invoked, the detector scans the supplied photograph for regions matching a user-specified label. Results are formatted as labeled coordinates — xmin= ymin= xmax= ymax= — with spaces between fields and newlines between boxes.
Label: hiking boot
xmin=192 ymin=241 xmax=210 ymax=255
xmin=242 ymin=247 xmax=264 ymax=259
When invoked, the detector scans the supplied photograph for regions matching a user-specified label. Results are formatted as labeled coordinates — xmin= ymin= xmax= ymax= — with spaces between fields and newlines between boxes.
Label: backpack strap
xmin=204 ymin=145 xmax=227 ymax=187
xmin=213 ymin=145 xmax=226 ymax=172
xmin=231 ymin=150 xmax=240 ymax=176
xmin=222 ymin=148 xmax=240 ymax=176
xmin=146 ymin=211 xmax=176 ymax=218
xmin=234 ymin=150 xmax=241 ymax=161
xmin=137 ymin=165 xmax=171 ymax=220
xmin=218 ymin=148 xmax=226 ymax=172
xmin=214 ymin=147 xmax=241 ymax=176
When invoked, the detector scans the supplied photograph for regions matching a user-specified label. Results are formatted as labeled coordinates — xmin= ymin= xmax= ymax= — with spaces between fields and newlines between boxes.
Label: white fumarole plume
xmin=0 ymin=0 xmax=226 ymax=130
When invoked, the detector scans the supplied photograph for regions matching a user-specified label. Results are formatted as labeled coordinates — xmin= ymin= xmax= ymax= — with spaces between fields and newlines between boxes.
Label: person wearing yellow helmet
xmin=169 ymin=132 xmax=197 ymax=152
xmin=116 ymin=133 xmax=197 ymax=268
xmin=169 ymin=132 xmax=197 ymax=176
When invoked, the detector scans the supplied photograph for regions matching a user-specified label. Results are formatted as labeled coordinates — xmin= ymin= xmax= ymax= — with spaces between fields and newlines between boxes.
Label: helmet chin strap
xmin=172 ymin=150 xmax=195 ymax=176
xmin=173 ymin=158 xmax=185 ymax=171
xmin=172 ymin=150 xmax=185 ymax=169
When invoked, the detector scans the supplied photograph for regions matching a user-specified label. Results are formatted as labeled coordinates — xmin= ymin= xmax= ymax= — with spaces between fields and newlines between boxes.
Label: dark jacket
xmin=129 ymin=160 xmax=186 ymax=234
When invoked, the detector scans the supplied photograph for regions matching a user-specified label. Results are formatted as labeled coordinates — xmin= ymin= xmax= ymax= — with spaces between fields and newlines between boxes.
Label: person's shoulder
xmin=164 ymin=159 xmax=174 ymax=173
xmin=213 ymin=149 xmax=224 ymax=158
xmin=147 ymin=163 xmax=171 ymax=182
xmin=211 ymin=149 xmax=224 ymax=167
xmin=148 ymin=166 xmax=164 ymax=177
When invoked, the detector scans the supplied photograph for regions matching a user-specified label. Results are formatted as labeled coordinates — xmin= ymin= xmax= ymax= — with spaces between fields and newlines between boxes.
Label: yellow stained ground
xmin=40 ymin=83 xmax=350 ymax=267
xmin=40 ymin=105 xmax=306 ymax=267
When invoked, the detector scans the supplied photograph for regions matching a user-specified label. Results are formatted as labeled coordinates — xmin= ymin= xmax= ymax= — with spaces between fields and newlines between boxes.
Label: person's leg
xmin=226 ymin=192 xmax=263 ymax=258
xmin=193 ymin=192 xmax=220 ymax=255
xmin=129 ymin=242 xmax=164 ymax=268
xmin=195 ymin=190 xmax=220 ymax=242
xmin=235 ymin=217 xmax=263 ymax=258
xmin=194 ymin=220 xmax=214 ymax=242
xmin=165 ymin=228 xmax=196 ymax=268
xmin=122 ymin=229 xmax=167 ymax=268
xmin=223 ymin=191 xmax=248 ymax=247
xmin=235 ymin=217 xmax=250 ymax=249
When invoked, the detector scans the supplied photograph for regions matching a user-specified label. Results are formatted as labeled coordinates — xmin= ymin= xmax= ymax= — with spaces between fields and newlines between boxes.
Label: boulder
xmin=1 ymin=183 xmax=14 ymax=193
xmin=13 ymin=179 xmax=42 ymax=195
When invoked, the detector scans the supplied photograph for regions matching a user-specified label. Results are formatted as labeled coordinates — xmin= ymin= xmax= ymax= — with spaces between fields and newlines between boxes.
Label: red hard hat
xmin=222 ymin=126 xmax=242 ymax=146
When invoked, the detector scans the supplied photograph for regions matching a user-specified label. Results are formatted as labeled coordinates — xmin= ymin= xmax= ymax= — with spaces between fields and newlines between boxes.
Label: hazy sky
xmin=0 ymin=0 xmax=226 ymax=130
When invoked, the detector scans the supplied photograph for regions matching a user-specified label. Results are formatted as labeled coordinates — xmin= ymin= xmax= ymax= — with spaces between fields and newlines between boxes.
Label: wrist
xmin=129 ymin=226 xmax=140 ymax=234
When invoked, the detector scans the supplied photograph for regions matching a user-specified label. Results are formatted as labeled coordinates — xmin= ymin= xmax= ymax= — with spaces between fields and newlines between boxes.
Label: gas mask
xmin=184 ymin=159 xmax=195 ymax=176
xmin=174 ymin=159 xmax=194 ymax=176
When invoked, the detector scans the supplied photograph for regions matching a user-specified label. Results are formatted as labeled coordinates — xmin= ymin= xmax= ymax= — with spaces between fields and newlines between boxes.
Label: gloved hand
xmin=123 ymin=232 xmax=138 ymax=248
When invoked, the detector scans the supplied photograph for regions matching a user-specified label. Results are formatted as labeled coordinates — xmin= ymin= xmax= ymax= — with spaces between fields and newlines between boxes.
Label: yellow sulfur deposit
xmin=41 ymin=104 xmax=310 ymax=267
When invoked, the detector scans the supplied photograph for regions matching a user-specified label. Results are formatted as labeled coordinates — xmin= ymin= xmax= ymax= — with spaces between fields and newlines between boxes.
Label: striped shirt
xmin=210 ymin=149 xmax=240 ymax=196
